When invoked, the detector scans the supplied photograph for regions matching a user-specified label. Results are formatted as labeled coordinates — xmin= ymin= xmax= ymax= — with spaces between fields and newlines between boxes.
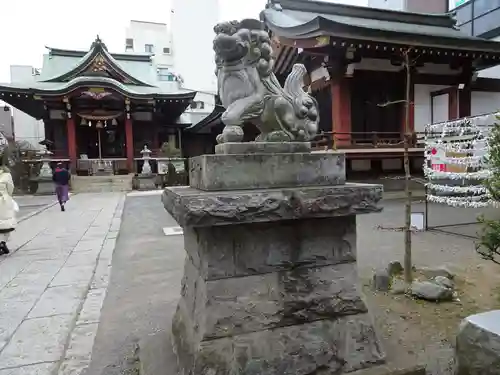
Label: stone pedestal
xmin=455 ymin=310 xmax=500 ymax=375
xmin=162 ymin=145 xmax=386 ymax=374
xmin=34 ymin=178 xmax=55 ymax=195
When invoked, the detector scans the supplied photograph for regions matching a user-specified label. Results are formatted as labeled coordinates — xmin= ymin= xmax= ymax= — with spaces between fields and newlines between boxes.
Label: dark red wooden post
xmin=66 ymin=116 xmax=77 ymax=173
xmin=125 ymin=117 xmax=134 ymax=172
xmin=331 ymin=77 xmax=351 ymax=147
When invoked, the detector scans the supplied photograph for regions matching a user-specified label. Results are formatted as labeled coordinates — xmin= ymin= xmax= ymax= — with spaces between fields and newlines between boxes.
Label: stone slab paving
xmin=0 ymin=193 xmax=124 ymax=375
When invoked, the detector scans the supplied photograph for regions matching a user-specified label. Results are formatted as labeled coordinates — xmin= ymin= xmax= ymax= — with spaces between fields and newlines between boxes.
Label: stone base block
xmin=162 ymin=183 xmax=382 ymax=227
xmin=136 ymin=175 xmax=157 ymax=190
xmin=167 ymin=213 xmax=385 ymax=374
xmin=141 ymin=327 xmax=424 ymax=375
xmin=455 ymin=310 xmax=500 ymax=375
xmin=189 ymin=152 xmax=345 ymax=191
xmin=35 ymin=179 xmax=55 ymax=195
xmin=173 ymin=305 xmax=384 ymax=375
xmin=215 ymin=141 xmax=311 ymax=155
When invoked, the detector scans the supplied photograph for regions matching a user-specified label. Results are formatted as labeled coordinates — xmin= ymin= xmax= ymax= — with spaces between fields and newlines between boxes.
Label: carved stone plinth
xmin=162 ymin=147 xmax=385 ymax=375
xmin=215 ymin=141 xmax=311 ymax=155
xmin=190 ymin=152 xmax=345 ymax=191
xmin=34 ymin=178 xmax=55 ymax=195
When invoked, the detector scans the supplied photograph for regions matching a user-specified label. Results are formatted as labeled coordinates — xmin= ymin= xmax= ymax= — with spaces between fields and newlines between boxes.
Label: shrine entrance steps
xmin=71 ymin=174 xmax=134 ymax=193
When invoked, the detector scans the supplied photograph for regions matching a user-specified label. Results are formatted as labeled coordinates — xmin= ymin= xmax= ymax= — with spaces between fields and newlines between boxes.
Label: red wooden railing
xmin=312 ymin=131 xmax=425 ymax=150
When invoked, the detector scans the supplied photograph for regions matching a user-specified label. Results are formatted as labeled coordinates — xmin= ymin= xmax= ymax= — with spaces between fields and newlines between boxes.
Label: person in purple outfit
xmin=52 ymin=162 xmax=70 ymax=211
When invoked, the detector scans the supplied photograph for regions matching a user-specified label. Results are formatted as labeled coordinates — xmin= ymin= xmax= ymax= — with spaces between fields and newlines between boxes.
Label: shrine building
xmin=261 ymin=0 xmax=500 ymax=176
xmin=0 ymin=37 xmax=196 ymax=174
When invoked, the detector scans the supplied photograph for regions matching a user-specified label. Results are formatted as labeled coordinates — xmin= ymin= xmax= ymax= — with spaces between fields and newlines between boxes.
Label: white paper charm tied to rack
xmin=423 ymin=113 xmax=496 ymax=208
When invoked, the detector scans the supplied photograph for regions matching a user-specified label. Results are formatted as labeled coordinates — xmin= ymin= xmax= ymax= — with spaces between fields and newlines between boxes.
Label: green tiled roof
xmin=0 ymin=76 xmax=195 ymax=98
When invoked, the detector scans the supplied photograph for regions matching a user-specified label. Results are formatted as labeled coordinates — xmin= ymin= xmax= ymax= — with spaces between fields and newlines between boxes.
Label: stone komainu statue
xmin=213 ymin=19 xmax=319 ymax=144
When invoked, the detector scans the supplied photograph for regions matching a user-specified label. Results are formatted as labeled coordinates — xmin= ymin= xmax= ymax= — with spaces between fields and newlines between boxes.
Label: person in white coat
xmin=0 ymin=166 xmax=16 ymax=254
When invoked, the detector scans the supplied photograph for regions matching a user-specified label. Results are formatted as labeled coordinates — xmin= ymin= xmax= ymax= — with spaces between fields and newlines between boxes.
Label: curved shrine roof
xmin=0 ymin=76 xmax=196 ymax=100
xmin=262 ymin=0 xmax=500 ymax=53
xmin=0 ymin=36 xmax=195 ymax=99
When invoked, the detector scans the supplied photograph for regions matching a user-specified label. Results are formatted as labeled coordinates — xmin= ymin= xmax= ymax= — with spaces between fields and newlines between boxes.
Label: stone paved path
xmin=0 ymin=193 xmax=124 ymax=375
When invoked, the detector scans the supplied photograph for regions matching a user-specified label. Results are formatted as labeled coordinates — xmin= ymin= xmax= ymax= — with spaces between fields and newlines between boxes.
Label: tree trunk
xmin=403 ymin=53 xmax=413 ymax=284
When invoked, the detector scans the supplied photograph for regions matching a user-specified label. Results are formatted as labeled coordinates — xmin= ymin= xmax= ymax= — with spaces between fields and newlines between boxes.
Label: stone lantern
xmin=140 ymin=145 xmax=152 ymax=175
xmin=37 ymin=146 xmax=53 ymax=179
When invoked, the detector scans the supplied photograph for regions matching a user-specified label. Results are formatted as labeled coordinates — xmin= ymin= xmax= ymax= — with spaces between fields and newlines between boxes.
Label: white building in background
xmin=125 ymin=20 xmax=174 ymax=69
xmin=9 ymin=65 xmax=44 ymax=147
xmin=170 ymin=0 xmax=219 ymax=95
xmin=124 ymin=2 xmax=219 ymax=128
xmin=368 ymin=0 xmax=448 ymax=13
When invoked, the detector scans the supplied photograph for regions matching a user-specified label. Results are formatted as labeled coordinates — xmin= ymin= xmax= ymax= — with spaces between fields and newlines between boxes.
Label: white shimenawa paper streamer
xmin=425 ymin=183 xmax=487 ymax=195
xmin=424 ymin=114 xmax=496 ymax=208
xmin=424 ymin=167 xmax=491 ymax=180
xmin=426 ymin=194 xmax=491 ymax=208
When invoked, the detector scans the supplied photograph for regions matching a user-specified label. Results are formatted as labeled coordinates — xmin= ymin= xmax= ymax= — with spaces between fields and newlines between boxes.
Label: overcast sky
xmin=0 ymin=0 xmax=367 ymax=83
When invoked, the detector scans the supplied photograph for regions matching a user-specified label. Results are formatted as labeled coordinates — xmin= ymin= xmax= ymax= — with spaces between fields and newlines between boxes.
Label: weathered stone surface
xmin=387 ymin=261 xmax=403 ymax=276
xmin=184 ymin=216 xmax=356 ymax=279
xmin=455 ymin=310 xmax=500 ymax=375
xmin=181 ymin=262 xmax=368 ymax=340
xmin=410 ymin=281 xmax=453 ymax=302
xmin=172 ymin=311 xmax=385 ymax=375
xmin=420 ymin=266 xmax=454 ymax=280
xmin=162 ymin=183 xmax=383 ymax=228
xmin=372 ymin=270 xmax=391 ymax=292
xmin=167 ymin=149 xmax=385 ymax=374
xmin=189 ymin=152 xmax=345 ymax=191
xmin=215 ymin=141 xmax=311 ymax=155
xmin=433 ymin=276 xmax=454 ymax=289
xmin=390 ymin=279 xmax=407 ymax=295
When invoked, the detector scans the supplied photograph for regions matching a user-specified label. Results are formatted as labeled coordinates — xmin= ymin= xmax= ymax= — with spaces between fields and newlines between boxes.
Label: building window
xmin=449 ymin=0 xmax=471 ymax=11
xmin=145 ymin=44 xmax=154 ymax=53
xmin=163 ymin=47 xmax=171 ymax=54
xmin=125 ymin=38 xmax=134 ymax=50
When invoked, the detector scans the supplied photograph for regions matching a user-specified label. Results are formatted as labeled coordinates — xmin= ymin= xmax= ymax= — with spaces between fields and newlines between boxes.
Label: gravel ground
xmin=357 ymin=200 xmax=500 ymax=375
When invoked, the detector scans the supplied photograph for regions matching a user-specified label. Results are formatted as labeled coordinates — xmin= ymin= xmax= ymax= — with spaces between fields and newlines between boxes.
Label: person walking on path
xmin=0 ymin=165 xmax=17 ymax=255
xmin=52 ymin=162 xmax=70 ymax=211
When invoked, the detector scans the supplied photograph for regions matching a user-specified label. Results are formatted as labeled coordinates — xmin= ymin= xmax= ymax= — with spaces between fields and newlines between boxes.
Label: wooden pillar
xmin=152 ymin=127 xmax=159 ymax=150
xmin=66 ymin=116 xmax=77 ymax=173
xmin=125 ymin=117 xmax=134 ymax=172
xmin=402 ymin=78 xmax=415 ymax=134
xmin=331 ymin=77 xmax=351 ymax=147
xmin=458 ymin=87 xmax=471 ymax=118
xmin=448 ymin=88 xmax=459 ymax=120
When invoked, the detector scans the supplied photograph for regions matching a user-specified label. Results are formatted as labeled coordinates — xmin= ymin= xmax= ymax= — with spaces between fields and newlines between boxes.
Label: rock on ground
xmin=434 ymin=276 xmax=454 ymax=289
xmin=387 ymin=261 xmax=404 ymax=276
xmin=420 ymin=266 xmax=455 ymax=280
xmin=373 ymin=269 xmax=391 ymax=292
xmin=410 ymin=281 xmax=453 ymax=302
xmin=390 ymin=278 xmax=407 ymax=295
xmin=455 ymin=310 xmax=500 ymax=375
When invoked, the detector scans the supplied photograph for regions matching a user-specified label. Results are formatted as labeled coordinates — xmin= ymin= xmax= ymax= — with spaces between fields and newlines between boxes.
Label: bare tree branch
xmin=377 ymin=99 xmax=407 ymax=107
